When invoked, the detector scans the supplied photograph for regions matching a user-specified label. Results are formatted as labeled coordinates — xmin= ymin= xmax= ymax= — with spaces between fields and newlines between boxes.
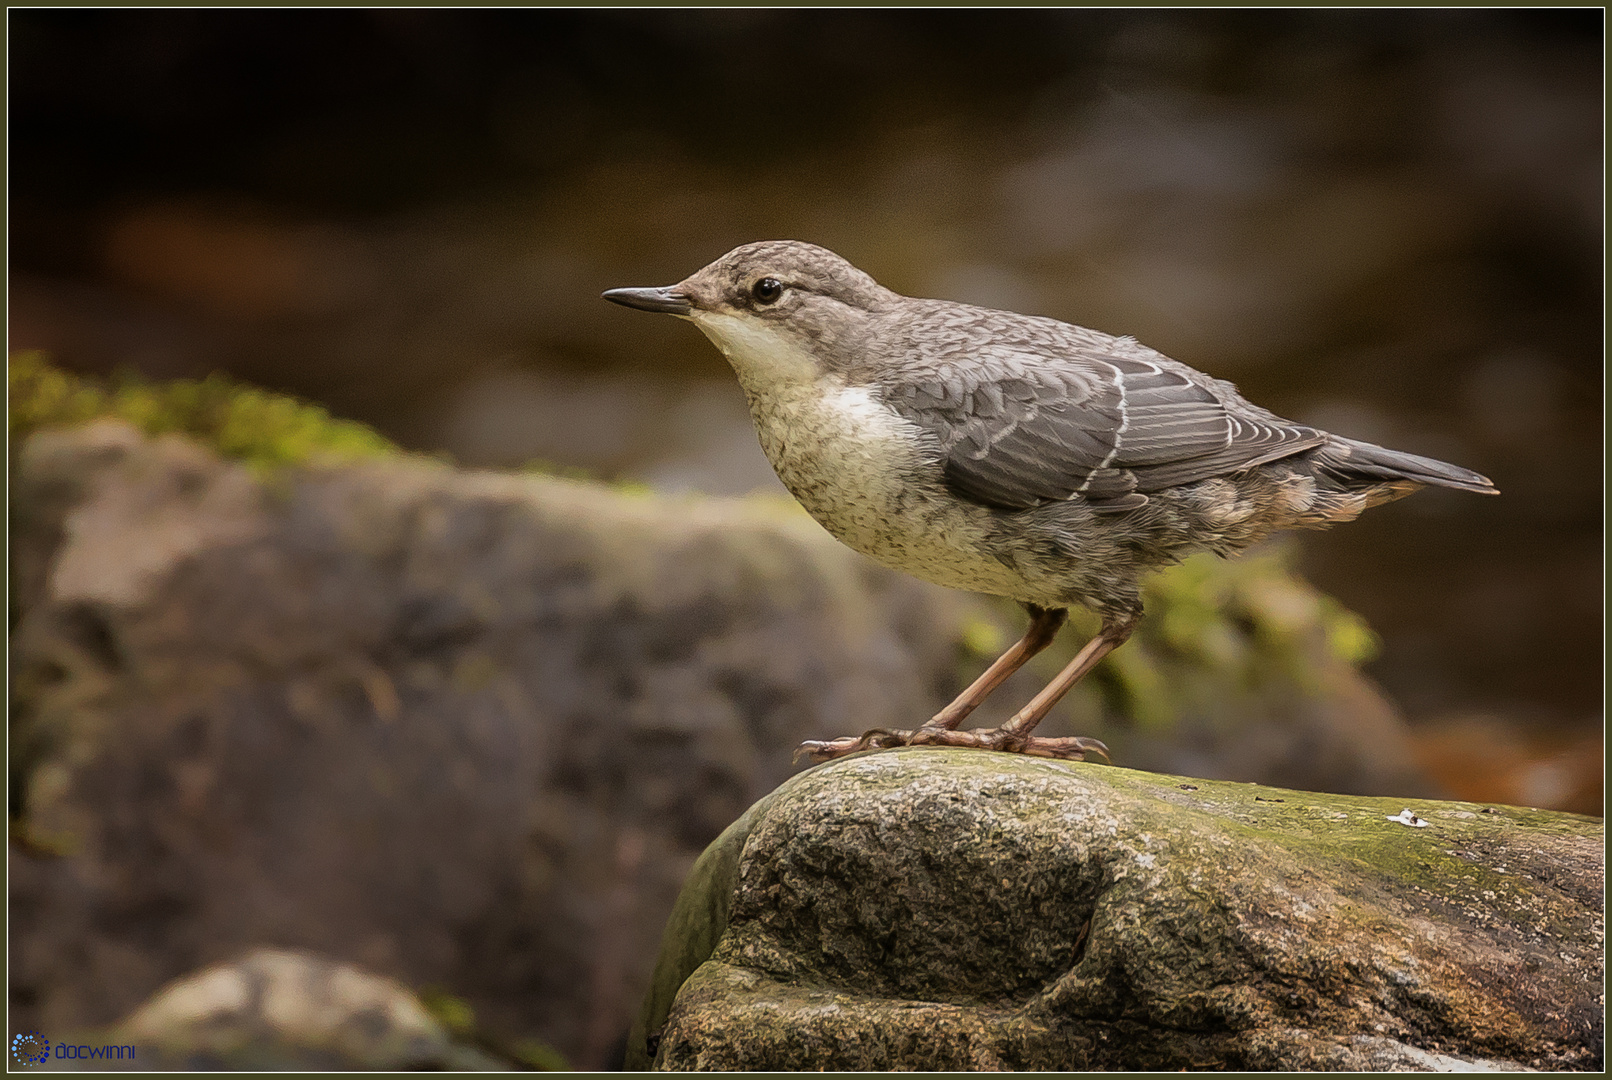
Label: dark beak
xmin=601 ymin=286 xmax=693 ymax=316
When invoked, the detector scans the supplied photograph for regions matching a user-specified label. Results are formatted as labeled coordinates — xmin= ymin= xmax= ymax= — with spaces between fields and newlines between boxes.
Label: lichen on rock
xmin=634 ymin=750 xmax=1603 ymax=1071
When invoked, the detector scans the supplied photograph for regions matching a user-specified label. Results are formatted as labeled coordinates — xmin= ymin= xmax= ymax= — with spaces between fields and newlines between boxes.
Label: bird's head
xmin=603 ymin=241 xmax=897 ymax=382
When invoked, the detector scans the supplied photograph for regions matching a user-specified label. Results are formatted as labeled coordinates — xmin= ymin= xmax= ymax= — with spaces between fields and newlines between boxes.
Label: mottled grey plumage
xmin=604 ymin=241 xmax=1498 ymax=763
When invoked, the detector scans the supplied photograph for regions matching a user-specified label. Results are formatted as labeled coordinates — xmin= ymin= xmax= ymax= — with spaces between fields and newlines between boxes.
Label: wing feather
xmin=886 ymin=344 xmax=1325 ymax=512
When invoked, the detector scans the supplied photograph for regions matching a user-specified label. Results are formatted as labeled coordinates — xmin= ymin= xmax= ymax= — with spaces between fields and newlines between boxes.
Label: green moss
xmin=959 ymin=614 xmax=1007 ymax=660
xmin=416 ymin=986 xmax=477 ymax=1039
xmin=1318 ymin=595 xmax=1381 ymax=665
xmin=9 ymin=351 xmax=399 ymax=471
xmin=416 ymin=984 xmax=571 ymax=1070
xmin=518 ymin=456 xmax=602 ymax=482
xmin=1097 ymin=763 xmax=1598 ymax=915
xmin=509 ymin=1038 xmax=571 ymax=1071
xmin=1102 ymin=638 xmax=1176 ymax=731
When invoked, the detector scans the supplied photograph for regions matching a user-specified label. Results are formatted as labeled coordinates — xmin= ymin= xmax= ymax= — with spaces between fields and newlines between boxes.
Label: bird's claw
xmin=1021 ymin=735 xmax=1111 ymax=762
xmin=794 ymin=727 xmax=1111 ymax=764
xmin=794 ymin=728 xmax=908 ymax=764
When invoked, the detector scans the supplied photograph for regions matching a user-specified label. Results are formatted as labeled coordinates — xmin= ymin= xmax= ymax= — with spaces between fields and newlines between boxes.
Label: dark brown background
xmin=9 ymin=8 xmax=1603 ymax=810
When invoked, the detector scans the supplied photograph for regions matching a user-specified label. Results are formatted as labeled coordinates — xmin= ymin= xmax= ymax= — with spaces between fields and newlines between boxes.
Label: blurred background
xmin=6 ymin=7 xmax=1603 ymax=1068
xmin=11 ymin=6 xmax=1602 ymax=807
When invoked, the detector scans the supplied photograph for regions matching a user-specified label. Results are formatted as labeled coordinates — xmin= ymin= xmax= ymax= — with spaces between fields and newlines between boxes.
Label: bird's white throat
xmin=689 ymin=310 xmax=821 ymax=391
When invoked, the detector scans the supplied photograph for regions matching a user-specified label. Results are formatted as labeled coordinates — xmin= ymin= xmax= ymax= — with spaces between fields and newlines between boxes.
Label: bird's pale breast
xmin=747 ymin=377 xmax=1034 ymax=597
xmin=694 ymin=306 xmax=1029 ymax=597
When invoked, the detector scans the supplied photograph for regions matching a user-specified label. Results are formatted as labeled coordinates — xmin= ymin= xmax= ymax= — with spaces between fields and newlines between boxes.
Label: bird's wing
xmin=885 ymin=346 xmax=1327 ymax=512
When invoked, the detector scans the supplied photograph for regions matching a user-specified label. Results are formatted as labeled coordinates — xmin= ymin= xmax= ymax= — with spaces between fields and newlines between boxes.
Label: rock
xmin=633 ymin=750 xmax=1604 ymax=1071
xmin=101 ymin=947 xmax=506 ymax=1070
xmin=8 ymin=421 xmax=960 ymax=1069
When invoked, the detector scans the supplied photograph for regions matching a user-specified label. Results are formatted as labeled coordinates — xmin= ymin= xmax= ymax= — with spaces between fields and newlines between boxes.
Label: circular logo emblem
xmin=11 ymin=1033 xmax=50 ymax=1066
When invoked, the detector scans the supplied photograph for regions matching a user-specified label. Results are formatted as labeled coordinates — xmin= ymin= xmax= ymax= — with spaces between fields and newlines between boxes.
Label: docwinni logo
xmin=11 ymin=1034 xmax=50 ymax=1066
xmin=11 ymin=1034 xmax=137 ymax=1064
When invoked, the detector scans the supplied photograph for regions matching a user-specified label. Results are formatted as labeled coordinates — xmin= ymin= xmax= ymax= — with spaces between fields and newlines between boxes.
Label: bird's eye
xmin=751 ymin=277 xmax=783 ymax=304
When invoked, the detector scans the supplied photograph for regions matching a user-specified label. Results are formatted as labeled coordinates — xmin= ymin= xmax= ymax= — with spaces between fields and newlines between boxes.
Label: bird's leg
xmin=979 ymin=612 xmax=1138 ymax=759
xmin=795 ymin=604 xmax=1065 ymax=763
xmin=926 ymin=604 xmax=1068 ymax=731
xmin=795 ymin=607 xmax=1133 ymax=765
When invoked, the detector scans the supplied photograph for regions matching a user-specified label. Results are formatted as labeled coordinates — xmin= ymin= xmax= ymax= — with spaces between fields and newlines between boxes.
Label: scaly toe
xmin=1022 ymin=735 xmax=1112 ymax=762
xmin=794 ymin=728 xmax=910 ymax=763
xmin=793 ymin=737 xmax=860 ymax=764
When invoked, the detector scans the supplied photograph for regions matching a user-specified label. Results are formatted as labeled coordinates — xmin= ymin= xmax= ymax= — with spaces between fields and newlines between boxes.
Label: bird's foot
xmin=795 ymin=725 xmax=1110 ymax=764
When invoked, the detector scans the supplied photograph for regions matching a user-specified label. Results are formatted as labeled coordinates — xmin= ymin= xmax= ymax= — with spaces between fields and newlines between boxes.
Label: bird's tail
xmin=1314 ymin=437 xmax=1499 ymax=495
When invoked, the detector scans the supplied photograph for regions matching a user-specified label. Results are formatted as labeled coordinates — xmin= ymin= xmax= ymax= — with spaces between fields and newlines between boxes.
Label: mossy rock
xmin=632 ymin=749 xmax=1603 ymax=1071
xmin=8 ymin=351 xmax=400 ymax=470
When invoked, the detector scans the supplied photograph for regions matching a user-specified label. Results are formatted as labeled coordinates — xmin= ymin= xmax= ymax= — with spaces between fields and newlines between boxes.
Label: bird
xmin=603 ymin=241 xmax=1498 ymax=765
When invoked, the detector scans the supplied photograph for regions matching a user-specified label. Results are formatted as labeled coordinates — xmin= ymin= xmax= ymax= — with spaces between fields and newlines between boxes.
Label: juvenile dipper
xmin=603 ymin=241 xmax=1498 ymax=764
